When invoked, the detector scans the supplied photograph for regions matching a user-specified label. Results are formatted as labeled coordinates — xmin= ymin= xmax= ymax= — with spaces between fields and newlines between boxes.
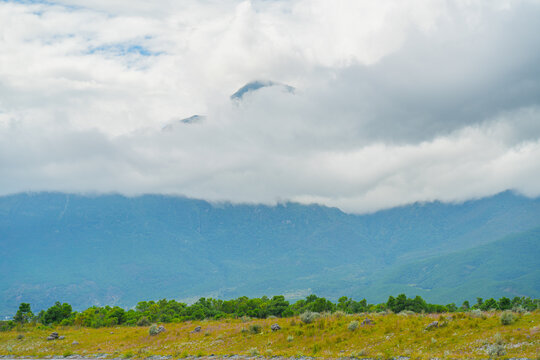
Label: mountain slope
xmin=1 ymin=191 xmax=539 ymax=317
xmin=363 ymin=227 xmax=540 ymax=303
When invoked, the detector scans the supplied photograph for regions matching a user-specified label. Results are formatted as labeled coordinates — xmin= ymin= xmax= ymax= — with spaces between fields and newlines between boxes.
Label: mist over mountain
xmin=1 ymin=191 xmax=539 ymax=317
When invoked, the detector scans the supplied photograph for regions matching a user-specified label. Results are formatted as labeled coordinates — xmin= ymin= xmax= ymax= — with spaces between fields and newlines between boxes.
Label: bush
xmin=248 ymin=347 xmax=259 ymax=356
xmin=248 ymin=324 xmax=262 ymax=334
xmin=300 ymin=311 xmax=320 ymax=324
xmin=500 ymin=311 xmax=516 ymax=325
xmin=486 ymin=333 xmax=506 ymax=358
xmin=469 ymin=309 xmax=484 ymax=318
xmin=347 ymin=320 xmax=359 ymax=331
xmin=137 ymin=316 xmax=150 ymax=327
xmin=148 ymin=324 xmax=160 ymax=336
xmin=351 ymin=350 xmax=367 ymax=358
xmin=287 ymin=335 xmax=294 ymax=342
xmin=398 ymin=310 xmax=415 ymax=316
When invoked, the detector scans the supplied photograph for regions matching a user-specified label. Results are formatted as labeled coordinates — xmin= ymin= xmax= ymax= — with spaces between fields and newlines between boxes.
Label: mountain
xmin=230 ymin=80 xmax=295 ymax=100
xmin=1 ymin=191 xmax=539 ymax=317
xmin=355 ymin=227 xmax=540 ymax=304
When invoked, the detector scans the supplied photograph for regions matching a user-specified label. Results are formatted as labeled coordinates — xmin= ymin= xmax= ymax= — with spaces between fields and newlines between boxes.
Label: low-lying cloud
xmin=1 ymin=0 xmax=540 ymax=213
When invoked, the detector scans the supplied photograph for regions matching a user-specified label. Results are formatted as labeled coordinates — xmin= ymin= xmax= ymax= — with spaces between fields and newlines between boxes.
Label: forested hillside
xmin=1 ymin=191 xmax=539 ymax=317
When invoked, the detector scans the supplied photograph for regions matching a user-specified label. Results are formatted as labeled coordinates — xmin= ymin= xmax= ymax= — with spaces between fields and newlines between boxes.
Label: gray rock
xmin=361 ymin=318 xmax=374 ymax=325
xmin=425 ymin=321 xmax=439 ymax=330
xmin=47 ymin=332 xmax=60 ymax=340
xmin=157 ymin=325 xmax=166 ymax=333
xmin=72 ymin=340 xmax=79 ymax=345
xmin=193 ymin=326 xmax=202 ymax=333
xmin=58 ymin=335 xmax=65 ymax=340
xmin=271 ymin=323 xmax=281 ymax=331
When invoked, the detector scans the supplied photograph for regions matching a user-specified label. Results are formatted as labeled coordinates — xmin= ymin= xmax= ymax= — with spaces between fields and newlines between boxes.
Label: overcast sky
xmin=1 ymin=0 xmax=540 ymax=213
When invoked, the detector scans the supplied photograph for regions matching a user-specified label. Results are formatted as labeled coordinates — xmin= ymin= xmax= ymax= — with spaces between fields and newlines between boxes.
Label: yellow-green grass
xmin=1 ymin=312 xmax=539 ymax=359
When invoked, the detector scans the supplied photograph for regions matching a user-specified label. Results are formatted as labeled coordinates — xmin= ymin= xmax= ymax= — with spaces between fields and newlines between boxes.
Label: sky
xmin=1 ymin=0 xmax=540 ymax=213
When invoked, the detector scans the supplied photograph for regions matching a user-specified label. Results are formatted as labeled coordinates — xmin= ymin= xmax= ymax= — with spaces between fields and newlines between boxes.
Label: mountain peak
xmin=231 ymin=80 xmax=295 ymax=100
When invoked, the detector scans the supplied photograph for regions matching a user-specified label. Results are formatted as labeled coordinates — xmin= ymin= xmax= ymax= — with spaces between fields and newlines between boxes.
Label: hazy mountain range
xmin=1 ymin=191 xmax=539 ymax=317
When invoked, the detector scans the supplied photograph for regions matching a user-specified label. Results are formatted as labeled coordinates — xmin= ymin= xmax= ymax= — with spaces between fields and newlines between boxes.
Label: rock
xmin=193 ymin=326 xmax=202 ymax=333
xmin=425 ymin=321 xmax=439 ymax=330
xmin=47 ymin=332 xmax=60 ymax=340
xmin=157 ymin=325 xmax=166 ymax=333
xmin=271 ymin=323 xmax=281 ymax=331
xmin=361 ymin=318 xmax=374 ymax=326
xmin=72 ymin=341 xmax=79 ymax=345
xmin=58 ymin=336 xmax=65 ymax=340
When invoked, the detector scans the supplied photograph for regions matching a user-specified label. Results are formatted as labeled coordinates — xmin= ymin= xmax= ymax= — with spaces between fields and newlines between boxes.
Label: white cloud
xmin=1 ymin=0 xmax=540 ymax=213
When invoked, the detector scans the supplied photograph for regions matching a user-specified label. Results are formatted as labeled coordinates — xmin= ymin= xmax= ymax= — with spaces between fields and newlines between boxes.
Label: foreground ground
xmin=1 ymin=312 xmax=539 ymax=359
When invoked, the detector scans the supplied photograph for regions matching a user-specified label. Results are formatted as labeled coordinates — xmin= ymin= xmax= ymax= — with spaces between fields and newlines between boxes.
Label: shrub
xmin=300 ymin=311 xmax=320 ymax=324
xmin=333 ymin=310 xmax=346 ymax=318
xmin=248 ymin=347 xmax=259 ymax=356
xmin=486 ymin=333 xmax=506 ymax=358
xmin=500 ymin=311 xmax=516 ymax=325
xmin=148 ymin=324 xmax=159 ymax=336
xmin=0 ymin=321 xmax=15 ymax=332
xmin=398 ymin=310 xmax=415 ymax=316
xmin=287 ymin=335 xmax=294 ymax=342
xmin=470 ymin=309 xmax=484 ymax=318
xmin=248 ymin=324 xmax=262 ymax=334
xmin=348 ymin=320 xmax=359 ymax=331
xmin=351 ymin=349 xmax=367 ymax=358
xmin=137 ymin=316 xmax=150 ymax=327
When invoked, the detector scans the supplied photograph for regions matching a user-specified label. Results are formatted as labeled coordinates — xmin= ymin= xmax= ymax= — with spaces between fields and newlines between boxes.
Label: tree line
xmin=2 ymin=294 xmax=538 ymax=330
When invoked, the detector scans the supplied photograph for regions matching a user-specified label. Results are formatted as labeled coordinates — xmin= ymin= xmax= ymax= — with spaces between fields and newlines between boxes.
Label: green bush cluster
xmin=4 ymin=294 xmax=538 ymax=329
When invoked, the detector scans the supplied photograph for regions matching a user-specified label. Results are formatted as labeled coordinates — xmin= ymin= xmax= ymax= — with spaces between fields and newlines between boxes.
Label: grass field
xmin=1 ymin=311 xmax=539 ymax=359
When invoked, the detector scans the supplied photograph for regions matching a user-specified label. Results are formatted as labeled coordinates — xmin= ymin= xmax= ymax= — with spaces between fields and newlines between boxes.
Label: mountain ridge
xmin=1 ymin=190 xmax=539 ymax=317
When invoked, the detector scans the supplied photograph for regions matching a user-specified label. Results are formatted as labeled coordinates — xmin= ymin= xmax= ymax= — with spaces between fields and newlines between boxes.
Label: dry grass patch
xmin=1 ymin=312 xmax=539 ymax=359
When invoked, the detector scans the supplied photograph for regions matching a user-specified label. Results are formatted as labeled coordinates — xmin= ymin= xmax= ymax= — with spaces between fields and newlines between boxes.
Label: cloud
xmin=1 ymin=0 xmax=540 ymax=213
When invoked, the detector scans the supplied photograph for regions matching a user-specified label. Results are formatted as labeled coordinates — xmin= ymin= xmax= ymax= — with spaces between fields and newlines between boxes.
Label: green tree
xmin=481 ymin=298 xmax=498 ymax=311
xmin=41 ymin=302 xmax=72 ymax=325
xmin=498 ymin=297 xmax=512 ymax=310
xmin=14 ymin=303 xmax=33 ymax=324
xmin=268 ymin=296 xmax=289 ymax=317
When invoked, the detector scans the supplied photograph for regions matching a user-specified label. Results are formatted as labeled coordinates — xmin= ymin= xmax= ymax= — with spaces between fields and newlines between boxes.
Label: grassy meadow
xmin=1 ymin=311 xmax=539 ymax=359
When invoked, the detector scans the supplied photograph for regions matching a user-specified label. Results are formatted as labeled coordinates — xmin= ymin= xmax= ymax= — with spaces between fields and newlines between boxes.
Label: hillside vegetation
xmin=1 ymin=191 xmax=540 ymax=317
xmin=1 ymin=311 xmax=539 ymax=359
